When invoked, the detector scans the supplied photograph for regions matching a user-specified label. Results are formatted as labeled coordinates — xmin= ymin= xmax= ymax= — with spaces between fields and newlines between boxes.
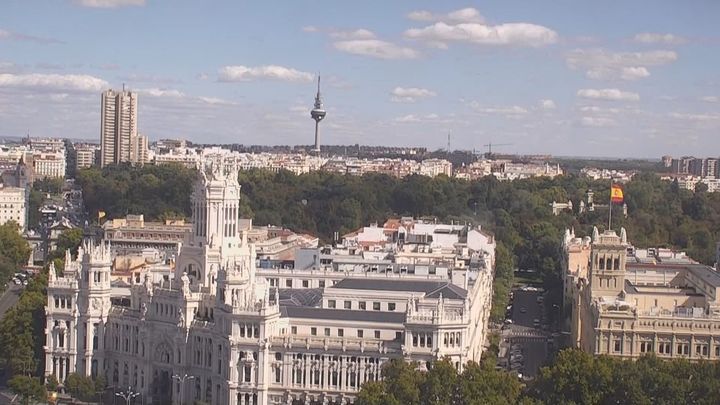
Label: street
xmin=499 ymin=288 xmax=551 ymax=378
xmin=0 ymin=285 xmax=21 ymax=321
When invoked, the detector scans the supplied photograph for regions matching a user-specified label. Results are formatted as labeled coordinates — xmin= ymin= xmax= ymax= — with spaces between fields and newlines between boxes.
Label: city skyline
xmin=1 ymin=1 xmax=719 ymax=157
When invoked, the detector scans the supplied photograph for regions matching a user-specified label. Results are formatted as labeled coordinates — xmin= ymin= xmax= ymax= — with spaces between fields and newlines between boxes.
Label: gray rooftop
xmin=331 ymin=279 xmax=467 ymax=300
xmin=281 ymin=306 xmax=406 ymax=324
xmin=276 ymin=288 xmax=323 ymax=307
xmin=687 ymin=264 xmax=720 ymax=288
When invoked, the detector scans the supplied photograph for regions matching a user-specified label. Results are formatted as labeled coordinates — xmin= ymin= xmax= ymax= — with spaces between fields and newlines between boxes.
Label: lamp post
xmin=172 ymin=374 xmax=194 ymax=405
xmin=115 ymin=386 xmax=140 ymax=405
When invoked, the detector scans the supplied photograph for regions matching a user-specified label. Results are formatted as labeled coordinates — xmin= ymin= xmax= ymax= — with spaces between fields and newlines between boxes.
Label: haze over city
xmin=1 ymin=0 xmax=719 ymax=157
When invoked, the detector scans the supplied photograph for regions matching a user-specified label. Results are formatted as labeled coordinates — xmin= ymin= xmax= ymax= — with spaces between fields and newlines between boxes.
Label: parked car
xmin=533 ymin=318 xmax=540 ymax=326
xmin=13 ymin=278 xmax=21 ymax=285
xmin=520 ymin=307 xmax=527 ymax=313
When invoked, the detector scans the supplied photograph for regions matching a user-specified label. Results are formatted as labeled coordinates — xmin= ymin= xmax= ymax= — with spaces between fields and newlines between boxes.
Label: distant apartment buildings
xmin=75 ymin=144 xmax=98 ymax=170
xmin=100 ymin=89 xmax=147 ymax=167
xmin=669 ymin=156 xmax=719 ymax=178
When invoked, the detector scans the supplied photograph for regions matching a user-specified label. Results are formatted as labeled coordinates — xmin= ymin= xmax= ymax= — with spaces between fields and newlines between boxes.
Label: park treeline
xmin=355 ymin=349 xmax=720 ymax=405
xmin=77 ymin=165 xmax=720 ymax=275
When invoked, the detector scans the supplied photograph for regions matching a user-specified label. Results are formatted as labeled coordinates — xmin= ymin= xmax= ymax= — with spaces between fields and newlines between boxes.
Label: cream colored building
xmin=33 ymin=150 xmax=66 ymax=179
xmin=103 ymin=214 xmax=191 ymax=257
xmin=45 ymin=158 xmax=495 ymax=404
xmin=0 ymin=184 xmax=27 ymax=231
xmin=564 ymin=227 xmax=720 ymax=360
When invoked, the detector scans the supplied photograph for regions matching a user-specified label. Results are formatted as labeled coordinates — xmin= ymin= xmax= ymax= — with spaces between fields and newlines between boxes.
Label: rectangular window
xmin=338 ymin=329 xmax=344 ymax=337
xmin=328 ymin=300 xmax=336 ymax=309
xmin=614 ymin=339 xmax=621 ymax=353
xmin=359 ymin=302 xmax=367 ymax=310
xmin=291 ymin=326 xmax=297 ymax=335
xmin=373 ymin=302 xmax=381 ymax=311
xmin=357 ymin=330 xmax=364 ymax=338
xmin=344 ymin=301 xmax=352 ymax=309
xmin=311 ymin=327 xmax=317 ymax=336
xmin=374 ymin=330 xmax=381 ymax=339
xmin=395 ymin=332 xmax=402 ymax=341
xmin=302 ymin=280 xmax=309 ymax=288
xmin=324 ymin=328 xmax=330 ymax=337
xmin=319 ymin=280 xmax=325 ymax=288
xmin=285 ymin=279 xmax=292 ymax=287
xmin=388 ymin=303 xmax=396 ymax=311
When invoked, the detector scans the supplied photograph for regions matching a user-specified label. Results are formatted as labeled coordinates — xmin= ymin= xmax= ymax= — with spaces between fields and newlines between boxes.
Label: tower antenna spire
xmin=310 ymin=73 xmax=327 ymax=154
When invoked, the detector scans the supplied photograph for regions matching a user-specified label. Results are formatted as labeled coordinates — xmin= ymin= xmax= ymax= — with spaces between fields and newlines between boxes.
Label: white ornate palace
xmin=44 ymin=159 xmax=494 ymax=404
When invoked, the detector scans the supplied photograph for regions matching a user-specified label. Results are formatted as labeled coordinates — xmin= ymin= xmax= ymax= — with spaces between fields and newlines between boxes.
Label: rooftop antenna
xmin=122 ymin=83 xmax=125 ymax=92
xmin=447 ymin=131 xmax=451 ymax=152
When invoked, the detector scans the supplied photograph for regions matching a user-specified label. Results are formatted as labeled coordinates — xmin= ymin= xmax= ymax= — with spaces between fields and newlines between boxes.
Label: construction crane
xmin=482 ymin=142 xmax=513 ymax=157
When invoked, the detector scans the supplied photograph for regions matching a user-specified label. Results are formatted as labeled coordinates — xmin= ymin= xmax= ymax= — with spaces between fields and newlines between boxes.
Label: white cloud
xmin=701 ymin=96 xmax=719 ymax=103
xmin=394 ymin=114 xmax=421 ymax=123
xmin=567 ymin=49 xmax=677 ymax=68
xmin=539 ymin=99 xmax=556 ymax=110
xmin=218 ymin=65 xmax=313 ymax=82
xmin=198 ymin=96 xmax=236 ymax=106
xmin=392 ymin=113 xmax=452 ymax=123
xmin=407 ymin=7 xmax=485 ymax=23
xmin=579 ymin=106 xmax=620 ymax=114
xmin=580 ymin=117 xmax=617 ymax=127
xmin=73 ymin=0 xmax=145 ymax=7
xmin=567 ymin=49 xmax=675 ymax=81
xmin=333 ymin=39 xmax=419 ymax=59
xmin=405 ymin=21 xmax=558 ymax=47
xmin=620 ymin=66 xmax=650 ymax=80
xmin=634 ymin=33 xmax=686 ymax=45
xmin=577 ymin=88 xmax=640 ymax=102
xmin=138 ymin=88 xmax=185 ymax=98
xmin=586 ymin=66 xmax=650 ymax=81
xmin=0 ymin=73 xmax=108 ymax=92
xmin=669 ymin=112 xmax=720 ymax=121
xmin=330 ymin=29 xmax=376 ymax=40
xmin=469 ymin=102 xmax=529 ymax=116
xmin=407 ymin=10 xmax=434 ymax=22
xmin=0 ymin=28 xmax=61 ymax=44
xmin=390 ymin=87 xmax=437 ymax=103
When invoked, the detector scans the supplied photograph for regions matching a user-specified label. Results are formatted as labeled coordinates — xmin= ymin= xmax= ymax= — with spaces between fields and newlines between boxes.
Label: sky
xmin=1 ymin=0 xmax=719 ymax=158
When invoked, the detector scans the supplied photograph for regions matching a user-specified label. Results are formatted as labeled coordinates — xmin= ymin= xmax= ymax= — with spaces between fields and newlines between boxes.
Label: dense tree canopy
xmin=527 ymin=349 xmax=720 ymax=405
xmin=355 ymin=358 xmax=522 ymax=405
xmin=76 ymin=163 xmax=195 ymax=221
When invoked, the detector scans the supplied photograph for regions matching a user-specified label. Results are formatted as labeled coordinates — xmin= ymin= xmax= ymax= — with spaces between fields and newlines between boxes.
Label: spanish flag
xmin=610 ymin=184 xmax=624 ymax=204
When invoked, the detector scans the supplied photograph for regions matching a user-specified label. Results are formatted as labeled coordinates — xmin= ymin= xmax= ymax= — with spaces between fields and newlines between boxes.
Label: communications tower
xmin=310 ymin=75 xmax=326 ymax=153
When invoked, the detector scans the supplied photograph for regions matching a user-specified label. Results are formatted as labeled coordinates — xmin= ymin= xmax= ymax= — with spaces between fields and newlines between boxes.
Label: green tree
xmin=457 ymin=361 xmax=522 ymax=405
xmin=421 ymin=359 xmax=458 ymax=405
xmin=8 ymin=375 xmax=46 ymax=405
xmin=0 ymin=221 xmax=31 ymax=266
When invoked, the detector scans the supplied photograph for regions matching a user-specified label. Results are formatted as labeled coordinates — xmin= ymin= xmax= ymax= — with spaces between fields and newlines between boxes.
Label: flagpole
xmin=608 ymin=177 xmax=613 ymax=231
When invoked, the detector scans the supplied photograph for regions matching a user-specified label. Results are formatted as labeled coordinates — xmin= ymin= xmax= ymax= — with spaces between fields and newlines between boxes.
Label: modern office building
xmin=100 ymin=89 xmax=140 ymax=167
xmin=45 ymin=158 xmax=495 ymax=404
xmin=563 ymin=227 xmax=720 ymax=361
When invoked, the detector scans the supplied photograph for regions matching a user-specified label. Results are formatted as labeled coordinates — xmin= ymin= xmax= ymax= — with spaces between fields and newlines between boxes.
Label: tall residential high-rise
xmin=100 ymin=89 xmax=139 ymax=167
xmin=309 ymin=75 xmax=326 ymax=153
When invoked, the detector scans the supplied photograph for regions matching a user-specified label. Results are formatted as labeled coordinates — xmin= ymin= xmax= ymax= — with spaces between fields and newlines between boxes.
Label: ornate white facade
xmin=45 ymin=158 xmax=494 ymax=404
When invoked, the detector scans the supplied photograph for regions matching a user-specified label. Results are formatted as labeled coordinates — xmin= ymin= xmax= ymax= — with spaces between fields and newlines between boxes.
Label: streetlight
xmin=115 ymin=386 xmax=140 ymax=405
xmin=172 ymin=374 xmax=195 ymax=405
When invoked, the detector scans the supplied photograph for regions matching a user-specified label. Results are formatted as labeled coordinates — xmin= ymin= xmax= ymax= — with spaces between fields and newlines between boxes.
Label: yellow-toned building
xmin=563 ymin=227 xmax=720 ymax=360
